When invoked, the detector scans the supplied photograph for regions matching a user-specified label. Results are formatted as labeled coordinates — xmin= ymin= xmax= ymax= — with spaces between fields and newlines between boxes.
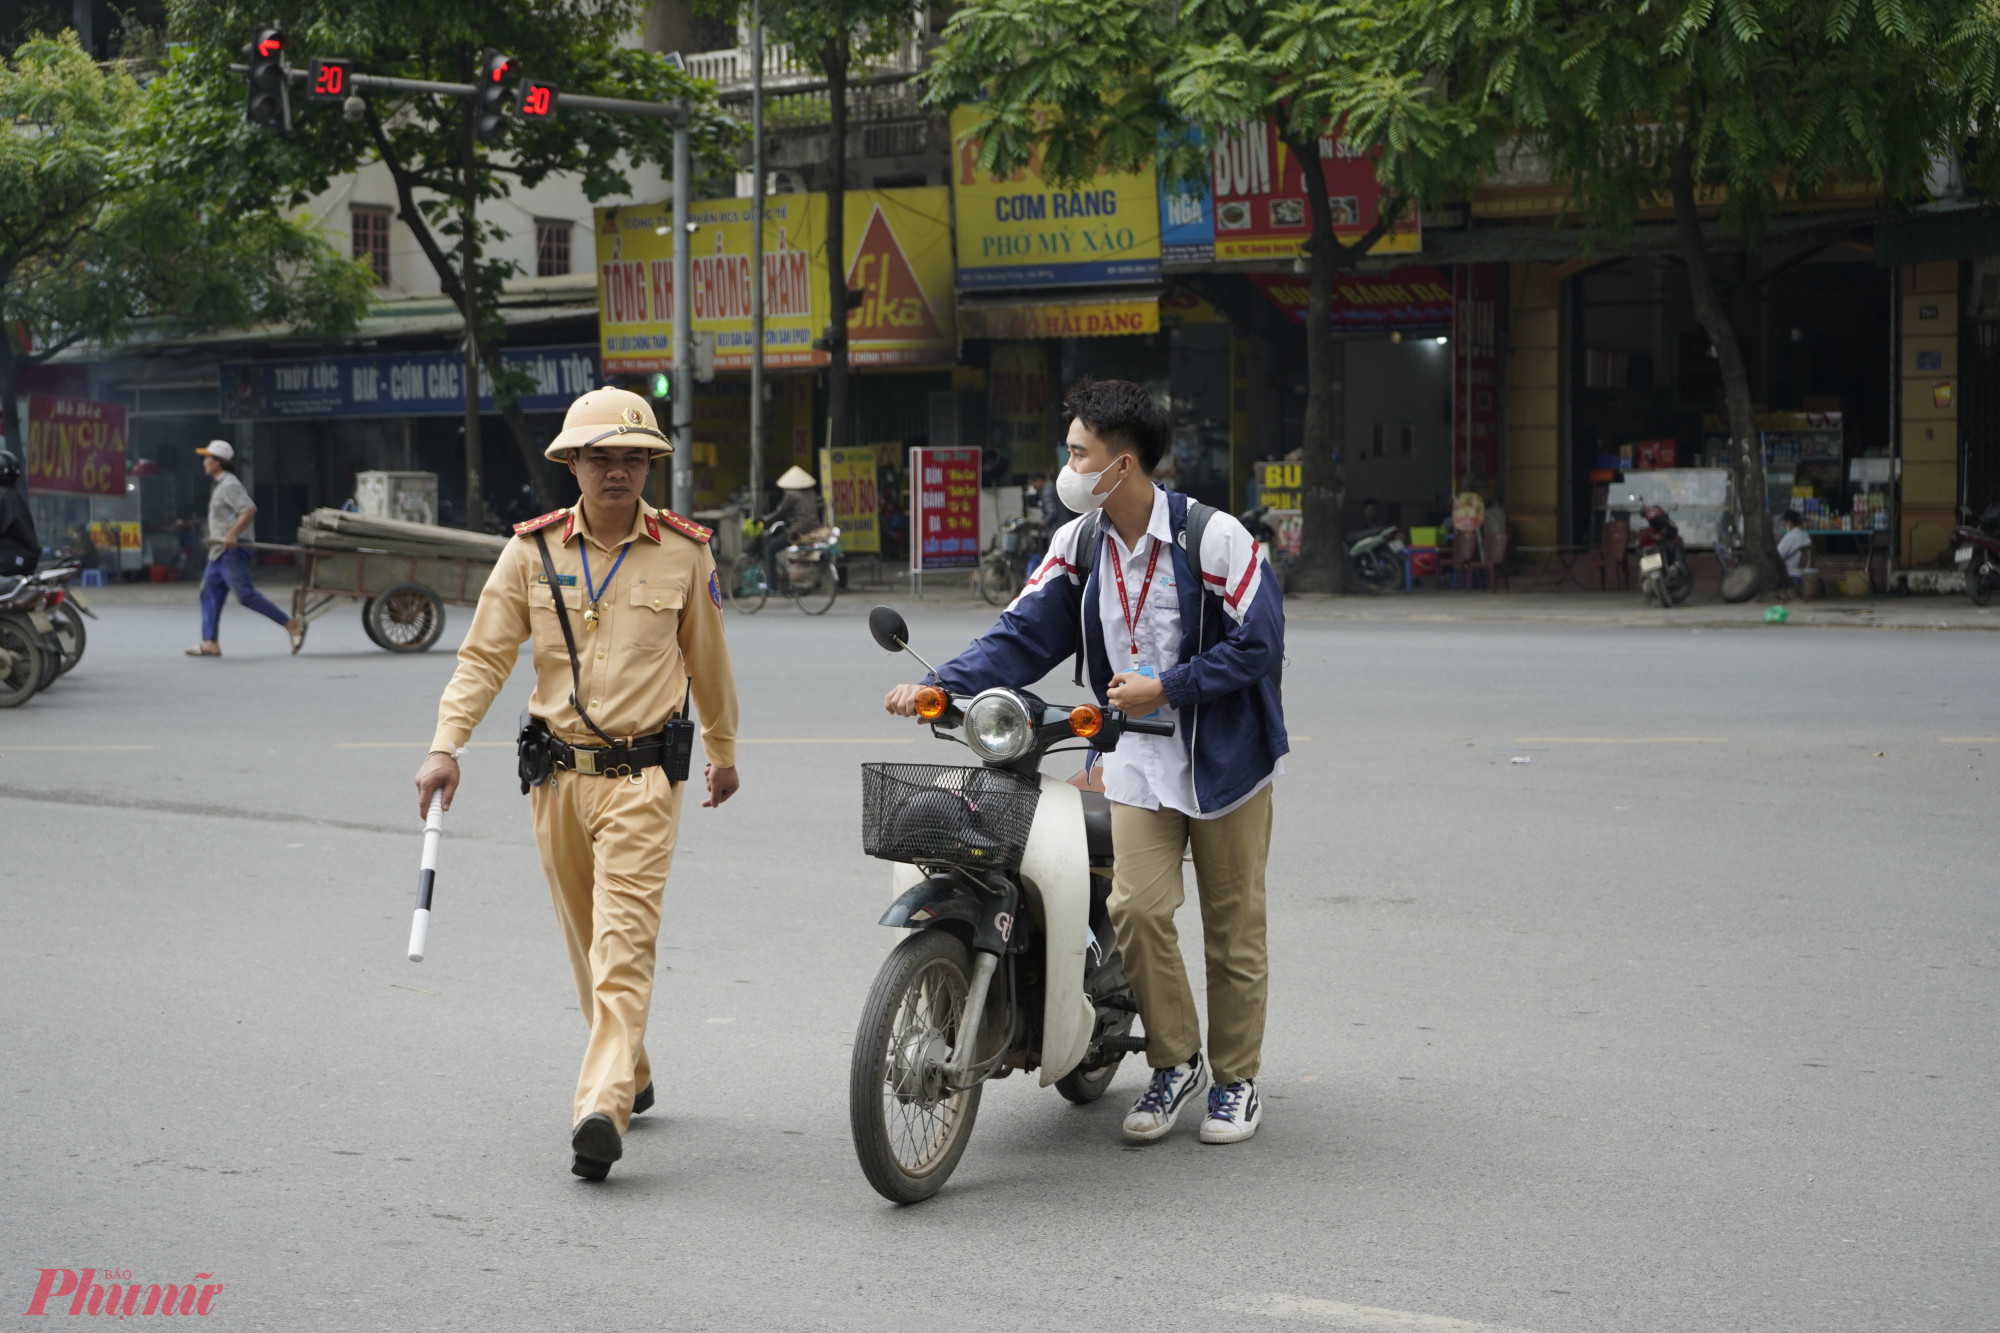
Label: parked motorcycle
xmin=30 ymin=559 xmax=96 ymax=675
xmin=0 ymin=576 xmax=62 ymax=707
xmin=977 ymin=514 xmax=1046 ymax=607
xmin=727 ymin=520 xmax=842 ymax=615
xmin=1952 ymin=501 xmax=2000 ymax=606
xmin=849 ymin=605 xmax=1172 ymax=1203
xmin=1345 ymin=524 xmax=1405 ymax=594
xmin=1636 ymin=505 xmax=1694 ymax=606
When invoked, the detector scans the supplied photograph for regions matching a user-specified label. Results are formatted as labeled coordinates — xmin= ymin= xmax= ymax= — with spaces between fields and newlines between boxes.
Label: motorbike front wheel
xmin=0 ymin=615 xmax=45 ymax=708
xmin=52 ymin=601 xmax=85 ymax=675
xmin=849 ymin=929 xmax=985 ymax=1204
xmin=1355 ymin=551 xmax=1399 ymax=594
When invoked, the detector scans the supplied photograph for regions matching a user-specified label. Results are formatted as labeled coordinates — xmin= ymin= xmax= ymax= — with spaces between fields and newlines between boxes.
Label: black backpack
xmin=1068 ymin=502 xmax=1281 ymax=691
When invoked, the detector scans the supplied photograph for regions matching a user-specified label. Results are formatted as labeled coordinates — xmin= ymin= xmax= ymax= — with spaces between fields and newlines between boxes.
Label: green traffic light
xmin=649 ymin=372 xmax=670 ymax=398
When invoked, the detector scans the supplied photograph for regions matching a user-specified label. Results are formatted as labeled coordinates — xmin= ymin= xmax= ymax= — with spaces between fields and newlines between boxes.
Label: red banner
xmin=909 ymin=446 xmax=981 ymax=571
xmin=27 ymin=392 xmax=126 ymax=497
xmin=1210 ymin=120 xmax=1420 ymax=261
xmin=1251 ymin=265 xmax=1453 ymax=329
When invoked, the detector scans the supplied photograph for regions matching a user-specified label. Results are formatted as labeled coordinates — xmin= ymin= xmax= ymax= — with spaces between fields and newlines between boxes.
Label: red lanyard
xmin=1107 ymin=532 xmax=1163 ymax=664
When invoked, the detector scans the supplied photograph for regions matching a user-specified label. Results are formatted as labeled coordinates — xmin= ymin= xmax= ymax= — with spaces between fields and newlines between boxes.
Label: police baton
xmin=407 ymin=792 xmax=445 ymax=962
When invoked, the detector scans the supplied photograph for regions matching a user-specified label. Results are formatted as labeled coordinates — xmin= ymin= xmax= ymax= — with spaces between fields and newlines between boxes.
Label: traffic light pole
xmin=671 ymin=120 xmax=693 ymax=516
xmin=748 ymin=0 xmax=766 ymax=522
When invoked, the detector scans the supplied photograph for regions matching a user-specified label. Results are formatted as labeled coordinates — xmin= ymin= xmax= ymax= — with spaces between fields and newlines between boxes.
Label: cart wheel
xmin=360 ymin=597 xmax=387 ymax=649
xmin=367 ymin=583 xmax=445 ymax=652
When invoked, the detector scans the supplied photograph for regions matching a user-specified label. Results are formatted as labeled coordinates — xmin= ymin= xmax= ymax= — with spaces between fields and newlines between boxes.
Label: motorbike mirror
xmin=868 ymin=605 xmax=910 ymax=654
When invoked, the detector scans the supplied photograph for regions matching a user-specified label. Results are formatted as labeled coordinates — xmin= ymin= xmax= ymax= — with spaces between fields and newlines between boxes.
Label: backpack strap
xmin=1183 ymin=500 xmax=1216 ymax=591
xmin=1069 ymin=510 xmax=1102 ymax=687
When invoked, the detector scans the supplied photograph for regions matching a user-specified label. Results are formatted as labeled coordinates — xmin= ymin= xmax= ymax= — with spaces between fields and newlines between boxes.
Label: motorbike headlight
xmin=963 ymin=689 xmax=1035 ymax=764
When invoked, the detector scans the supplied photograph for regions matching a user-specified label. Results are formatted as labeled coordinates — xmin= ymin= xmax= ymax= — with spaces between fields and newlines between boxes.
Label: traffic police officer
xmin=413 ymin=387 xmax=740 ymax=1181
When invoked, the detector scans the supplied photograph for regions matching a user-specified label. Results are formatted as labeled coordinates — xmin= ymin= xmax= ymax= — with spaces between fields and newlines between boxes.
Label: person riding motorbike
xmin=0 ymin=449 xmax=39 ymax=577
xmin=883 ymin=377 xmax=1288 ymax=1146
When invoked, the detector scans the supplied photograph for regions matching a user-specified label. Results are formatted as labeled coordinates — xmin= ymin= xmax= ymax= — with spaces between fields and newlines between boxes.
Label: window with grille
xmin=352 ymin=207 xmax=391 ymax=285
xmin=536 ymin=220 xmax=572 ymax=277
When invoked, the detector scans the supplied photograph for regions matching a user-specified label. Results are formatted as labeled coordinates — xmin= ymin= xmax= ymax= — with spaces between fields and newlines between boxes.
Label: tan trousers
xmin=529 ymin=765 xmax=686 ymax=1133
xmin=1108 ymin=785 xmax=1272 ymax=1085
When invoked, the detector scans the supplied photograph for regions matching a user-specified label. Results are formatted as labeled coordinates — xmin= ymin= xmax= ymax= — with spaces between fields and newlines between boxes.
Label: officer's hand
xmin=703 ymin=764 xmax=739 ymax=808
xmin=884 ymin=683 xmax=924 ymax=717
xmin=415 ymin=752 xmax=460 ymax=819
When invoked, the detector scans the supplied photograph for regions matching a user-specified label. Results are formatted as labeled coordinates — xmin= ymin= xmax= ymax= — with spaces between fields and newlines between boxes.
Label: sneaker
xmin=1198 ymin=1078 xmax=1262 ymax=1145
xmin=1121 ymin=1051 xmax=1208 ymax=1142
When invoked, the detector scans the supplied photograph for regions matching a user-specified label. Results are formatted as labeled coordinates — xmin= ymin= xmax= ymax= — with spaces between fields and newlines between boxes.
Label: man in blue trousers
xmin=186 ymin=440 xmax=302 ymax=657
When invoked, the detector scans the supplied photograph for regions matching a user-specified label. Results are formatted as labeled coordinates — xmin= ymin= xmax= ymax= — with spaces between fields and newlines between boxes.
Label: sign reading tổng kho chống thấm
xmin=950 ymin=105 xmax=1161 ymax=290
xmin=596 ymin=187 xmax=956 ymax=374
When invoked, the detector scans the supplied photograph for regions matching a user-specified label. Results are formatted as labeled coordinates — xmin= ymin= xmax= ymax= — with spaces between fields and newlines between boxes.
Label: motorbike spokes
xmin=881 ymin=959 xmax=972 ymax=1172
xmin=850 ymin=930 xmax=985 ymax=1203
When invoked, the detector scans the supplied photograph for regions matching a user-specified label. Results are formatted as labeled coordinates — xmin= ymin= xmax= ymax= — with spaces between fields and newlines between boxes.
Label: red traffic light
xmin=488 ymin=57 xmax=513 ymax=84
xmin=519 ymin=80 xmax=556 ymax=119
xmin=255 ymin=34 xmax=282 ymax=58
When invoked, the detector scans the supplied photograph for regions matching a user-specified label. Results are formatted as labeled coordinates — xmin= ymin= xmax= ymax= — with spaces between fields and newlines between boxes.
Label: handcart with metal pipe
xmin=280 ymin=509 xmax=508 ymax=653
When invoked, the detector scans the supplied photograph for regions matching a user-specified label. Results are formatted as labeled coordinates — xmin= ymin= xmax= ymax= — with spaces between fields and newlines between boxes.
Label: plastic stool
xmin=79 ymin=568 xmax=106 ymax=587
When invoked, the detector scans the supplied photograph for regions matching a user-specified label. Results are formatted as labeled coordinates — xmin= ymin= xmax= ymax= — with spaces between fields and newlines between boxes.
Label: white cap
xmin=197 ymin=440 xmax=235 ymax=462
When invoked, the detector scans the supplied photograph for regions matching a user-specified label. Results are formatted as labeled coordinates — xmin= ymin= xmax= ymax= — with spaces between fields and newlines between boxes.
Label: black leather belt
xmin=551 ymin=729 xmax=672 ymax=777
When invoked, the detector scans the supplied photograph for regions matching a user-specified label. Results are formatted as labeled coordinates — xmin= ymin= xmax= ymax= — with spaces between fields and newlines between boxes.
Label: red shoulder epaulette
xmin=660 ymin=509 xmax=713 ymax=544
xmin=513 ymin=509 xmax=568 ymax=536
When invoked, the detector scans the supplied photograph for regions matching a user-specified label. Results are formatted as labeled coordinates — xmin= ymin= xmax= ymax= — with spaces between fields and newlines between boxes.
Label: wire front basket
xmin=861 ymin=763 xmax=1040 ymax=873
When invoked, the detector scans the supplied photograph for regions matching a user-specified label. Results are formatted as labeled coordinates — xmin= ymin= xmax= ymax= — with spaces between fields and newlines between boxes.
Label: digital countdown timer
xmin=307 ymin=57 xmax=352 ymax=102
xmin=519 ymin=80 xmax=556 ymax=120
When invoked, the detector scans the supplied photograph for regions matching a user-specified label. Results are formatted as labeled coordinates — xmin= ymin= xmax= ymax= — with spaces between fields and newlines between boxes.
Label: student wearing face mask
xmin=883 ymin=378 xmax=1288 ymax=1146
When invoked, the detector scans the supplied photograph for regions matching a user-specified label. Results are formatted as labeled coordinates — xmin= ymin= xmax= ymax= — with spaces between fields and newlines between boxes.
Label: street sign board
xmin=25 ymin=393 xmax=126 ymax=497
xmin=909 ymin=446 xmax=980 ymax=571
xmin=219 ymin=345 xmax=599 ymax=420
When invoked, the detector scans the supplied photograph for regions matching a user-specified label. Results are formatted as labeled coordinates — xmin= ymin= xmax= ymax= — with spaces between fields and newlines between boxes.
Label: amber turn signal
xmin=1068 ymin=705 xmax=1104 ymax=739
xmin=914 ymin=686 xmax=948 ymax=720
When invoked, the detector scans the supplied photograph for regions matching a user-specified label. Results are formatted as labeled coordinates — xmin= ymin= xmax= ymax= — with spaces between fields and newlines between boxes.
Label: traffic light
xmin=244 ymin=24 xmax=289 ymax=131
xmin=306 ymin=57 xmax=351 ymax=104
xmin=518 ymin=80 xmax=557 ymax=122
xmin=475 ymin=50 xmax=515 ymax=142
xmin=648 ymin=372 xmax=671 ymax=399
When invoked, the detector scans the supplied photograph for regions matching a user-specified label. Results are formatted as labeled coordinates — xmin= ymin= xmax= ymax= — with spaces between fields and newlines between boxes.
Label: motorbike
xmin=0 ymin=575 xmax=63 ymax=707
xmin=977 ymin=514 xmax=1046 ymax=607
xmin=1952 ymin=501 xmax=2000 ymax=606
xmin=727 ymin=520 xmax=842 ymax=616
xmin=1345 ymin=524 xmax=1405 ymax=594
xmin=848 ymin=605 xmax=1173 ymax=1203
xmin=1636 ymin=505 xmax=1694 ymax=606
xmin=30 ymin=559 xmax=96 ymax=675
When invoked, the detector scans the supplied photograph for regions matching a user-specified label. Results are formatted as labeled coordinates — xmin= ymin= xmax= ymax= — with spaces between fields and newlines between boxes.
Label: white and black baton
xmin=407 ymin=793 xmax=445 ymax=962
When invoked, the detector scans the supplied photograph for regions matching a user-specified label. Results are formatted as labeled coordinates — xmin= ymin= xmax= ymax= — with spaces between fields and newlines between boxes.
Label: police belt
xmin=538 ymin=720 xmax=673 ymax=777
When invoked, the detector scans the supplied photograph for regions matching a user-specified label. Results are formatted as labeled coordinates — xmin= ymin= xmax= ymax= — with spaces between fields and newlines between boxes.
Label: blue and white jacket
xmin=931 ymin=487 xmax=1287 ymax=814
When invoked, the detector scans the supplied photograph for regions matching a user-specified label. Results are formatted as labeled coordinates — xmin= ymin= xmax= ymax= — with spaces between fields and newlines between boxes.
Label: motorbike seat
xmin=1080 ymin=788 xmax=1114 ymax=865
xmin=1345 ymin=525 xmax=1395 ymax=547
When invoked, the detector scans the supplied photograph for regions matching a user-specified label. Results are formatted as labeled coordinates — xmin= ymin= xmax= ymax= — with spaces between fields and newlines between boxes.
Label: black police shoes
xmin=632 ymin=1082 xmax=655 ymax=1116
xmin=570 ymin=1112 xmax=623 ymax=1181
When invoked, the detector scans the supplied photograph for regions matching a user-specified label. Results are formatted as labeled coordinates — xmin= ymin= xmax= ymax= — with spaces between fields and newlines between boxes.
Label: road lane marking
xmin=735 ymin=738 xmax=914 ymax=744
xmin=1941 ymin=737 xmax=2000 ymax=743
xmin=1511 ymin=736 xmax=1728 ymax=744
xmin=336 ymin=742 xmax=511 ymax=749
xmin=334 ymin=739 xmax=914 ymax=748
xmin=0 ymin=745 xmax=156 ymax=752
xmin=1222 ymin=1294 xmax=1542 ymax=1332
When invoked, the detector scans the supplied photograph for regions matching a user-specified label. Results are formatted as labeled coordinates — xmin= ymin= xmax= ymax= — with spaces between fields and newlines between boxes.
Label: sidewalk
xmin=1281 ymin=588 xmax=2000 ymax=631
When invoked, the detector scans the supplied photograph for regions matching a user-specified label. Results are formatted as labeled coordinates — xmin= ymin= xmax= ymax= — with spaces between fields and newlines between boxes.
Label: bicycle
xmin=728 ymin=521 xmax=843 ymax=616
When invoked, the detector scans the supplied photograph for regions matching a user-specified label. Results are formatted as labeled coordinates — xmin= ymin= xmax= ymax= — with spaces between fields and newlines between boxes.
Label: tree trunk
xmin=822 ymin=33 xmax=850 ymax=457
xmin=1671 ymin=137 xmax=1780 ymax=588
xmin=1285 ymin=128 xmax=1359 ymax=593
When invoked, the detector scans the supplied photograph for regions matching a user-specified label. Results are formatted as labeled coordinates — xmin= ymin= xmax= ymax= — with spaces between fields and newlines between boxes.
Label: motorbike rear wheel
xmin=0 ymin=615 xmax=45 ymax=707
xmin=977 ymin=554 xmax=1017 ymax=607
xmin=849 ymin=929 xmax=984 ymax=1204
xmin=1665 ymin=560 xmax=1694 ymax=606
xmin=1970 ymin=553 xmax=1994 ymax=606
xmin=727 ymin=553 xmax=770 ymax=614
xmin=52 ymin=601 xmax=85 ymax=675
xmin=793 ymin=561 xmax=838 ymax=616
xmin=1355 ymin=550 xmax=1399 ymax=594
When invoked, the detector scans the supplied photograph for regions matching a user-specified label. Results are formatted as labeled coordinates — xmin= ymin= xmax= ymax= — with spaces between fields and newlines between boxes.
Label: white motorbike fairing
xmin=886 ymin=773 xmax=1096 ymax=1086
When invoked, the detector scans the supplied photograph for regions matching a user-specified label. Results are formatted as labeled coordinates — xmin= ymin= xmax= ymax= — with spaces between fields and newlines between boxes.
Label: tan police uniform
xmin=427 ymin=396 xmax=738 ymax=1137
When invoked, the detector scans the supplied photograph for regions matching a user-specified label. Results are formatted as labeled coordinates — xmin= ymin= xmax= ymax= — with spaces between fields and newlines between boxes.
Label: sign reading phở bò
xmin=26 ymin=393 xmax=125 ymax=497
xmin=821 ymin=445 xmax=880 ymax=554
xmin=951 ymin=105 xmax=1161 ymax=290
xmin=597 ymin=187 xmax=955 ymax=374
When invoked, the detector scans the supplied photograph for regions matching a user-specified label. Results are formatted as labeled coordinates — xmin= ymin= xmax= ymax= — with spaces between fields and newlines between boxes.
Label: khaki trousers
xmin=1108 ymin=785 xmax=1272 ymax=1085
xmin=529 ymin=765 xmax=686 ymax=1133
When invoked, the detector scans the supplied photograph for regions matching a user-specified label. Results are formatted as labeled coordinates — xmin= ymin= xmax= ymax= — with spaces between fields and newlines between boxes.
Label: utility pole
xmin=461 ymin=90 xmax=484 ymax=530
xmin=672 ymin=107 xmax=694 ymax=515
xmin=748 ymin=1 xmax=766 ymax=514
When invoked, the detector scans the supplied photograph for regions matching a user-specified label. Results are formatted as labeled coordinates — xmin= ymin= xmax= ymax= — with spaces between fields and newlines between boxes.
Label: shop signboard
xmin=950 ymin=105 xmax=1161 ymax=290
xmin=26 ymin=393 xmax=125 ymax=497
xmin=1159 ymin=119 xmax=1419 ymax=263
xmin=90 ymin=520 xmax=141 ymax=552
xmin=957 ymin=294 xmax=1160 ymax=340
xmin=220 ymin=346 xmax=598 ymax=420
xmin=821 ymin=445 xmax=881 ymax=554
xmin=909 ymin=445 xmax=981 ymax=571
xmin=596 ymin=187 xmax=955 ymax=373
xmin=1252 ymin=265 xmax=1453 ymax=330
xmin=988 ymin=343 xmax=1053 ymax=476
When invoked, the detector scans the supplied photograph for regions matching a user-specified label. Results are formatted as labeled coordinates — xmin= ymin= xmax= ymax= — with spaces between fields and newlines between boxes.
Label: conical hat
xmin=775 ymin=465 xmax=816 ymax=490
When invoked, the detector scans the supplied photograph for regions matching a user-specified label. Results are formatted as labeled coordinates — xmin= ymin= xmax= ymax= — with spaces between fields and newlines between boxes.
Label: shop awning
xmin=957 ymin=288 xmax=1161 ymax=340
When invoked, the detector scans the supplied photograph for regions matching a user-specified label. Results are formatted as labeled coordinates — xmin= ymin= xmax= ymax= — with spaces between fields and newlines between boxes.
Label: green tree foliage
xmin=164 ymin=0 xmax=733 ymax=511
xmin=0 ymin=32 xmax=372 ymax=472
xmin=927 ymin=0 xmax=1490 ymax=588
xmin=1428 ymin=0 xmax=2000 ymax=587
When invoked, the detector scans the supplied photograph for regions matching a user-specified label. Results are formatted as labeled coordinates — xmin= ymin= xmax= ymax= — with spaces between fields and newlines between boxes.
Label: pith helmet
xmin=775 ymin=465 xmax=815 ymax=490
xmin=545 ymin=387 xmax=672 ymax=460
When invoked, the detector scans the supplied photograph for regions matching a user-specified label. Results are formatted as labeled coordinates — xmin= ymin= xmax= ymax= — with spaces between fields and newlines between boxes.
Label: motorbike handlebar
xmin=1123 ymin=717 xmax=1176 ymax=738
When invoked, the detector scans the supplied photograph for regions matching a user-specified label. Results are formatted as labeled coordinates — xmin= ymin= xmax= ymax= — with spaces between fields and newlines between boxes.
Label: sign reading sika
xmin=26 ymin=393 xmax=126 ymax=497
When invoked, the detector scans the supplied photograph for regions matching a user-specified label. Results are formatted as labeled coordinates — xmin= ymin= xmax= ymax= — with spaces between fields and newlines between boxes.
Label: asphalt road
xmin=2 ymin=583 xmax=1994 ymax=1332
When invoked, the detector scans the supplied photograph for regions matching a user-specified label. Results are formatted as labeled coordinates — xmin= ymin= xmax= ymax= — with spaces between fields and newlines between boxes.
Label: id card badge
xmin=1132 ymin=660 xmax=1165 ymax=721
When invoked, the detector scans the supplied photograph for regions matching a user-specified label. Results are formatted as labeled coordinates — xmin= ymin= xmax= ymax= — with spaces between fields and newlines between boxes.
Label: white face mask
xmin=1056 ymin=457 xmax=1126 ymax=513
